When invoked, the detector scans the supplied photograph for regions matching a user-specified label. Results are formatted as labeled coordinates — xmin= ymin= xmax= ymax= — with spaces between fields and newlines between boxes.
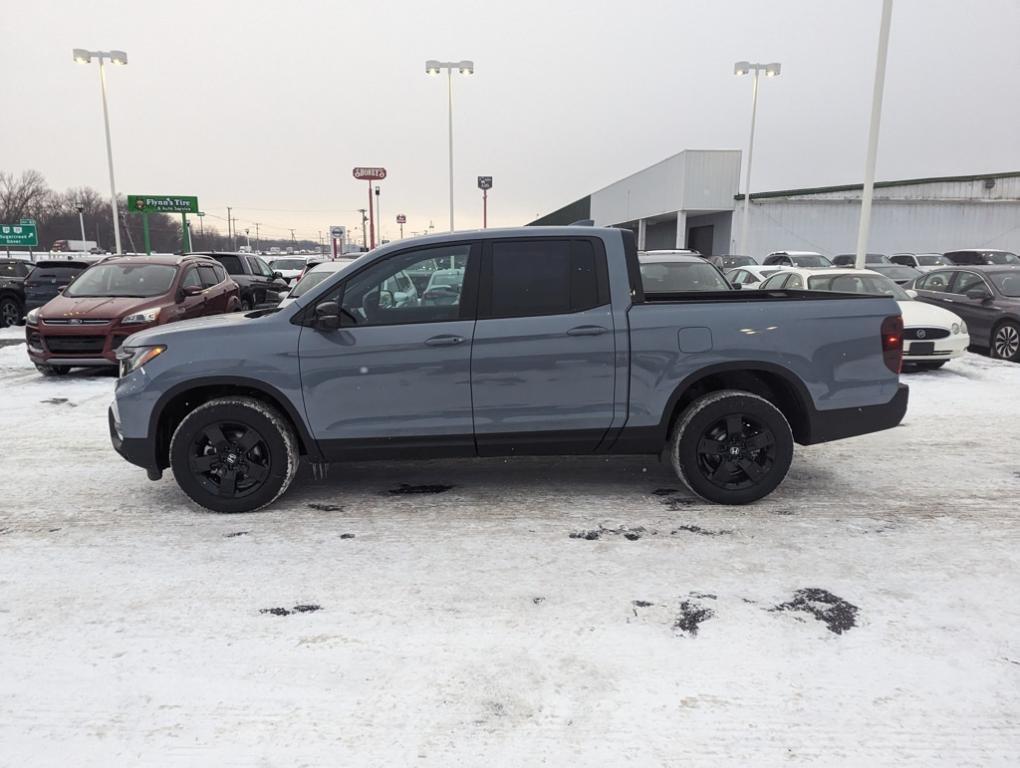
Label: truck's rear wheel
xmin=670 ymin=390 xmax=793 ymax=505
xmin=169 ymin=396 xmax=298 ymax=513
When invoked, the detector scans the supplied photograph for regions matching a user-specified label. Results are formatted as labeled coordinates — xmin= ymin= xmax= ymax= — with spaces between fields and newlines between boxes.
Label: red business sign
xmin=396 ymin=214 xmax=407 ymax=224
xmin=353 ymin=167 xmax=387 ymax=180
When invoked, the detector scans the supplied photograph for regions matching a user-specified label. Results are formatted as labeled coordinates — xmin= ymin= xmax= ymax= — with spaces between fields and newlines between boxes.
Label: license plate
xmin=908 ymin=341 xmax=935 ymax=355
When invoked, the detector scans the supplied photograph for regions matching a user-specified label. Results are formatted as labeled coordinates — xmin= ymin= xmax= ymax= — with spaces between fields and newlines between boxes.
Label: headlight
xmin=959 ymin=320 xmax=968 ymax=335
xmin=121 ymin=307 xmax=160 ymax=325
xmin=951 ymin=323 xmax=960 ymax=335
xmin=26 ymin=308 xmax=39 ymax=325
xmin=116 ymin=344 xmax=166 ymax=376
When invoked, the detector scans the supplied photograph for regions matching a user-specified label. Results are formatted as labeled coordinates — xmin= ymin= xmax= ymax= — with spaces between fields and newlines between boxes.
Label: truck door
xmin=471 ymin=237 xmax=615 ymax=455
xmin=298 ymin=242 xmax=478 ymax=457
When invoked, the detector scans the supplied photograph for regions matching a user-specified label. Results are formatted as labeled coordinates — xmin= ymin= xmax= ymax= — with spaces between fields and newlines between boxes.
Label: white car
xmin=726 ymin=265 xmax=786 ymax=288
xmin=637 ymin=251 xmax=731 ymax=292
xmin=889 ymin=252 xmax=950 ymax=272
xmin=268 ymin=256 xmax=315 ymax=285
xmin=762 ymin=250 xmax=834 ymax=268
xmin=277 ymin=259 xmax=355 ymax=308
xmin=758 ymin=267 xmax=970 ymax=369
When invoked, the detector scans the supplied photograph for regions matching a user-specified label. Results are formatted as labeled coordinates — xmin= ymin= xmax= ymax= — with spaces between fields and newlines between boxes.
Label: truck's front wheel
xmin=169 ymin=396 xmax=299 ymax=513
xmin=670 ymin=390 xmax=793 ymax=505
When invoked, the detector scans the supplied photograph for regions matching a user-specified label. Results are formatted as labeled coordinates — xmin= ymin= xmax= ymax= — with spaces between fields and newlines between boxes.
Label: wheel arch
xmin=657 ymin=362 xmax=813 ymax=445
xmin=150 ymin=376 xmax=322 ymax=470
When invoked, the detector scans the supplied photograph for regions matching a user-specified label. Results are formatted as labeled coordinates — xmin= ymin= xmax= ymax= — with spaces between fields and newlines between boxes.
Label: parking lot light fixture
xmin=72 ymin=48 xmax=128 ymax=255
xmin=734 ymin=60 xmax=782 ymax=257
xmin=424 ymin=59 xmax=475 ymax=232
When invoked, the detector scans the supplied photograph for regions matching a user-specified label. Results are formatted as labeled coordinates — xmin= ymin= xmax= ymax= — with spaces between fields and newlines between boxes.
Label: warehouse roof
xmin=736 ymin=170 xmax=1020 ymax=201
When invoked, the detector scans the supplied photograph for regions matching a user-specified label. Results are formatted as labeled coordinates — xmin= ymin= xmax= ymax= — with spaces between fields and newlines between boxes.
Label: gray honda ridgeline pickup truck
xmin=109 ymin=226 xmax=908 ymax=513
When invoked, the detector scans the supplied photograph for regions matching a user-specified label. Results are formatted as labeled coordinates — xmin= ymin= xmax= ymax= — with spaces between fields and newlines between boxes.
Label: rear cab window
xmin=215 ymin=255 xmax=245 ymax=275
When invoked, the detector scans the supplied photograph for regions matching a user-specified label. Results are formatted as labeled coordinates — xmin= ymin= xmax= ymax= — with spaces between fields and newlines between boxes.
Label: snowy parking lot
xmin=1 ymin=324 xmax=1018 ymax=766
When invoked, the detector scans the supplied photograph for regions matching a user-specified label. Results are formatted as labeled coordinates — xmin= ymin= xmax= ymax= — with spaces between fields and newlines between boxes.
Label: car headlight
xmin=951 ymin=323 xmax=960 ymax=335
xmin=121 ymin=307 xmax=160 ymax=325
xmin=26 ymin=308 xmax=39 ymax=325
xmin=116 ymin=344 xmax=166 ymax=376
xmin=959 ymin=320 xmax=968 ymax=335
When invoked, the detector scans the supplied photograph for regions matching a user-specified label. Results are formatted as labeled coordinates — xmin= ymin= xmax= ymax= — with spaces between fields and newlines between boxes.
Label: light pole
xmin=734 ymin=60 xmax=781 ymax=256
xmin=855 ymin=0 xmax=894 ymax=270
xmin=358 ymin=208 xmax=368 ymax=249
xmin=374 ymin=185 xmax=381 ymax=243
xmin=75 ymin=201 xmax=87 ymax=248
xmin=73 ymin=48 xmax=128 ymax=255
xmin=425 ymin=59 xmax=474 ymax=232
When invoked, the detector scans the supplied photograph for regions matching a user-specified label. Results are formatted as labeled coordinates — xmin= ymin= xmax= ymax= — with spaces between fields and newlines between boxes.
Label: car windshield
xmin=808 ymin=273 xmax=910 ymax=300
xmin=427 ymin=271 xmax=463 ymax=288
xmin=875 ymin=266 xmax=921 ymax=279
xmin=28 ymin=264 xmax=86 ymax=280
xmin=916 ymin=254 xmax=946 ymax=266
xmin=792 ymin=254 xmax=832 ymax=267
xmin=287 ymin=269 xmax=335 ymax=298
xmin=983 ymin=251 xmax=1020 ymax=265
xmin=989 ymin=273 xmax=1020 ymax=297
xmin=0 ymin=261 xmax=28 ymax=277
xmin=722 ymin=256 xmax=755 ymax=268
xmin=639 ymin=261 xmax=730 ymax=292
xmin=270 ymin=259 xmax=307 ymax=271
xmin=63 ymin=263 xmax=178 ymax=298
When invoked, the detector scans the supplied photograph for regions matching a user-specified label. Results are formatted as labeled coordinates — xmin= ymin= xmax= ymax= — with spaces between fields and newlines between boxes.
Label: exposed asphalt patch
xmin=340 ymin=533 xmax=356 ymax=539
xmin=40 ymin=397 xmax=76 ymax=407
xmin=688 ymin=591 xmax=716 ymax=600
xmin=532 ymin=597 xmax=545 ymax=605
xmin=652 ymin=488 xmax=681 ymax=496
xmin=223 ymin=531 xmax=249 ymax=538
xmin=672 ymin=524 xmax=733 ymax=537
xmin=772 ymin=588 xmax=859 ymax=634
xmin=309 ymin=503 xmax=344 ymax=512
xmin=260 ymin=604 xmax=322 ymax=617
xmin=660 ymin=496 xmax=700 ymax=510
xmin=388 ymin=483 xmax=454 ymax=495
xmin=673 ymin=599 xmax=714 ymax=637
xmin=772 ymin=509 xmax=795 ymax=516
xmin=632 ymin=600 xmax=654 ymax=608
xmin=569 ymin=525 xmax=652 ymax=541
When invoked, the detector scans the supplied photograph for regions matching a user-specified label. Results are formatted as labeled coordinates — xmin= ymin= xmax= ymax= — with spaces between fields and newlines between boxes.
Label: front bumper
xmin=27 ymin=321 xmax=154 ymax=367
xmin=801 ymin=384 xmax=909 ymax=445
xmin=903 ymin=333 xmax=969 ymax=362
xmin=109 ymin=406 xmax=162 ymax=479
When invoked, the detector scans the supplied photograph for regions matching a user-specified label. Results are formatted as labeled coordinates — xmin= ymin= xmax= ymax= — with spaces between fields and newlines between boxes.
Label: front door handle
xmin=424 ymin=334 xmax=465 ymax=347
xmin=567 ymin=325 xmax=608 ymax=337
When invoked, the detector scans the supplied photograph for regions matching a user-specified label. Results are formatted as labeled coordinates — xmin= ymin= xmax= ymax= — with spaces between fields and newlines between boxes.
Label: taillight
xmin=881 ymin=315 xmax=903 ymax=374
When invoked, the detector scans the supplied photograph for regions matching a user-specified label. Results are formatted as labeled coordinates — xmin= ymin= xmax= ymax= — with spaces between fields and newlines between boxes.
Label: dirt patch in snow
xmin=260 ymin=604 xmax=322 ymax=617
xmin=309 ymin=503 xmax=344 ymax=512
xmin=40 ymin=397 xmax=76 ymax=407
xmin=673 ymin=599 xmax=714 ymax=637
xmin=223 ymin=531 xmax=249 ymax=538
xmin=652 ymin=488 xmax=681 ymax=496
xmin=388 ymin=483 xmax=454 ymax=495
xmin=632 ymin=600 xmax=654 ymax=608
xmin=340 ymin=533 xmax=356 ymax=540
xmin=570 ymin=525 xmax=650 ymax=541
xmin=532 ymin=597 xmax=545 ymax=605
xmin=772 ymin=588 xmax=859 ymax=634
xmin=672 ymin=525 xmax=733 ymax=537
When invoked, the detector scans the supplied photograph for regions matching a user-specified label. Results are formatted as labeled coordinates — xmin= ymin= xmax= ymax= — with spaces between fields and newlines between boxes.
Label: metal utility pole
xmin=288 ymin=228 xmax=296 ymax=246
xmin=358 ymin=208 xmax=368 ymax=249
xmin=226 ymin=206 xmax=233 ymax=250
xmin=374 ymin=186 xmax=381 ymax=244
xmin=244 ymin=228 xmax=251 ymax=248
xmin=855 ymin=0 xmax=894 ymax=271
xmin=75 ymin=201 xmax=87 ymax=247
xmin=253 ymin=222 xmax=260 ymax=252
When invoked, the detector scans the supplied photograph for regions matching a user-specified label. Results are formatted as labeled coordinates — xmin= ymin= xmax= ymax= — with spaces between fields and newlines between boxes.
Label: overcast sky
xmin=2 ymin=0 xmax=1018 ymax=243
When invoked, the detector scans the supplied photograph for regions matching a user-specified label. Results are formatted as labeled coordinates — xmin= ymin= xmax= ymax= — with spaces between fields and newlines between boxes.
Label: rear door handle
xmin=567 ymin=325 xmax=608 ymax=337
xmin=424 ymin=334 xmax=465 ymax=347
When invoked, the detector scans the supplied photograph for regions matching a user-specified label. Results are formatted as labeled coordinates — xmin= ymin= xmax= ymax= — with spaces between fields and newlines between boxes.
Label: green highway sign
xmin=0 ymin=222 xmax=39 ymax=247
xmin=127 ymin=194 xmax=199 ymax=214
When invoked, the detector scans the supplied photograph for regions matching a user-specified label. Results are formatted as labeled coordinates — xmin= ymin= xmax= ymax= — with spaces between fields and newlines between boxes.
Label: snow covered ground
xmin=1 ymin=324 xmax=1019 ymax=766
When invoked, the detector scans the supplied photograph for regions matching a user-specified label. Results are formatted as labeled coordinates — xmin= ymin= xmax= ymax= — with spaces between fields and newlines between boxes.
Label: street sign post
xmin=329 ymin=225 xmax=347 ymax=258
xmin=0 ymin=221 xmax=39 ymax=248
xmin=396 ymin=214 xmax=406 ymax=239
xmin=127 ymin=195 xmax=200 ymax=255
xmin=477 ymin=176 xmax=493 ymax=228
xmin=353 ymin=168 xmax=387 ymax=248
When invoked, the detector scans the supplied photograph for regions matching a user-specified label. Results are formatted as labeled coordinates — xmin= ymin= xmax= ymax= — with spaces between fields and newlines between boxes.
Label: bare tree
xmin=0 ymin=169 xmax=50 ymax=222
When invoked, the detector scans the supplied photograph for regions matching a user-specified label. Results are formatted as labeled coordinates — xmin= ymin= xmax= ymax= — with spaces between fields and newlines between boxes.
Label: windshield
xmin=64 ymin=263 xmax=178 ymax=298
xmin=875 ymin=266 xmax=921 ymax=280
xmin=270 ymin=259 xmax=307 ymax=271
xmin=28 ymin=264 xmax=86 ymax=281
xmin=808 ymin=273 xmax=909 ymax=300
xmin=722 ymin=256 xmax=755 ymax=268
xmin=428 ymin=271 xmax=463 ymax=288
xmin=984 ymin=251 xmax=1020 ymax=265
xmin=287 ymin=269 xmax=335 ymax=298
xmin=639 ymin=261 xmax=730 ymax=292
xmin=916 ymin=254 xmax=946 ymax=266
xmin=792 ymin=254 xmax=833 ymax=267
xmin=989 ymin=272 xmax=1020 ymax=297
xmin=0 ymin=261 xmax=29 ymax=277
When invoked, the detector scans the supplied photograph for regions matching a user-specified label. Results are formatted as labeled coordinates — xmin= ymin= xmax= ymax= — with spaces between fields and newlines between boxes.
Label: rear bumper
xmin=801 ymin=384 xmax=909 ymax=445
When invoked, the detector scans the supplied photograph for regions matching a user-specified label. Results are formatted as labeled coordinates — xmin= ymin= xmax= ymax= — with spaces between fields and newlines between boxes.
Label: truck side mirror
xmin=314 ymin=301 xmax=340 ymax=331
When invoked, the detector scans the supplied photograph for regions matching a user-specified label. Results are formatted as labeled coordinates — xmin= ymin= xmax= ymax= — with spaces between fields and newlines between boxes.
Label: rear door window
xmin=485 ymin=239 xmax=604 ymax=318
xmin=181 ymin=267 xmax=202 ymax=290
xmin=952 ymin=271 xmax=988 ymax=295
xmin=216 ymin=255 xmax=244 ymax=275
xmin=198 ymin=265 xmax=219 ymax=287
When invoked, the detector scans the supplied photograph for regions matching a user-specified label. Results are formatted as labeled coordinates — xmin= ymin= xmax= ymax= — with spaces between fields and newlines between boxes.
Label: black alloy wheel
xmin=0 ymin=298 xmax=20 ymax=328
xmin=188 ymin=422 xmax=271 ymax=499
xmin=992 ymin=322 xmax=1020 ymax=361
xmin=671 ymin=390 xmax=794 ymax=505
xmin=695 ymin=414 xmax=776 ymax=492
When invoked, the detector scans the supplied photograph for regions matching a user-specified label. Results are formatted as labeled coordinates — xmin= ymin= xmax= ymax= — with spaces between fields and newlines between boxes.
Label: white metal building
xmin=530 ymin=153 xmax=1020 ymax=258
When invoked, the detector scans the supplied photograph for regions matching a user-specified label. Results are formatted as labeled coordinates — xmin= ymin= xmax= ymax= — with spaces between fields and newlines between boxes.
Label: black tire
xmin=240 ymin=297 xmax=253 ymax=312
xmin=35 ymin=363 xmax=71 ymax=376
xmin=991 ymin=321 xmax=1020 ymax=362
xmin=670 ymin=390 xmax=794 ymax=505
xmin=0 ymin=297 xmax=21 ymax=328
xmin=169 ymin=396 xmax=299 ymax=513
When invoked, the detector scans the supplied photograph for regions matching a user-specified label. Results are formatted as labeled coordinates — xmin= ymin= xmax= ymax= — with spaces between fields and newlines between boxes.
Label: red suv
xmin=25 ymin=255 xmax=241 ymax=375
